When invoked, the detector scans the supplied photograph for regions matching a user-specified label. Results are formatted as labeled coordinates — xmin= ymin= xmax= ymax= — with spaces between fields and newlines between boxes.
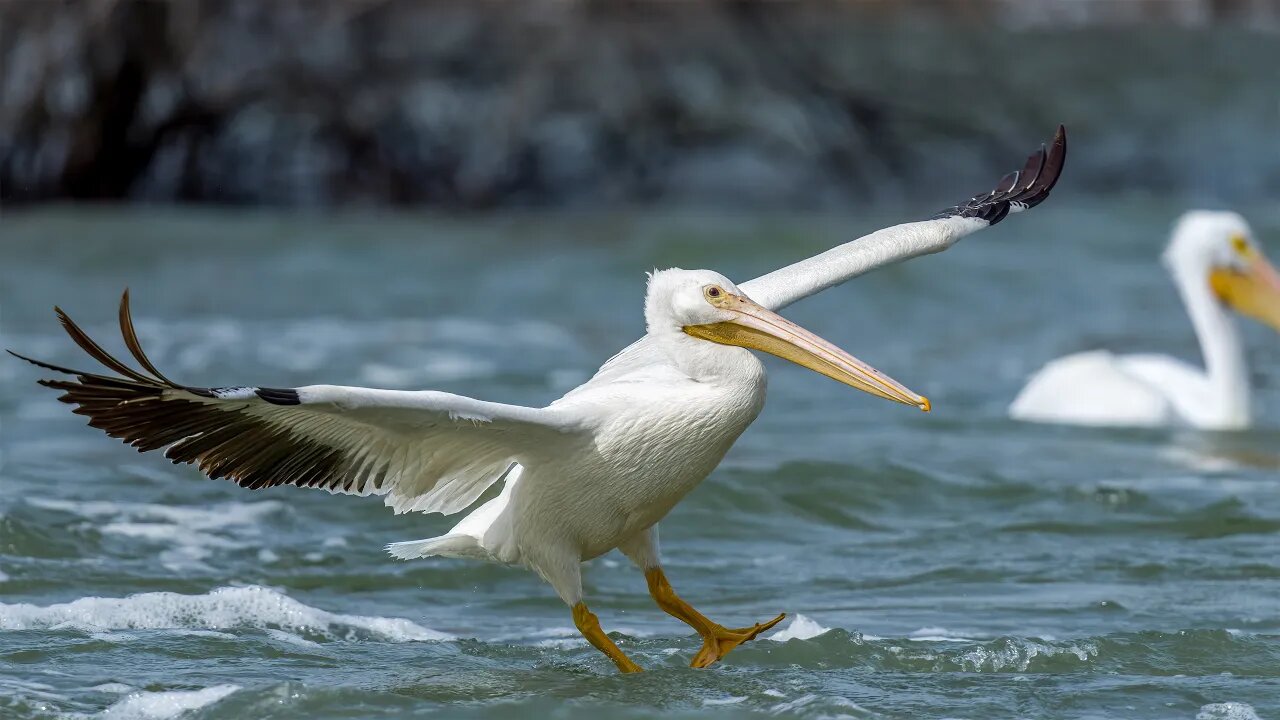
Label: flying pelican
xmin=1011 ymin=210 xmax=1280 ymax=430
xmin=12 ymin=126 xmax=1065 ymax=673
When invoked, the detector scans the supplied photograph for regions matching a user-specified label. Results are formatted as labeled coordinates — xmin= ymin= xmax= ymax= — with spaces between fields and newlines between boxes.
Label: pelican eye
xmin=704 ymin=285 xmax=725 ymax=302
xmin=1231 ymin=235 xmax=1250 ymax=255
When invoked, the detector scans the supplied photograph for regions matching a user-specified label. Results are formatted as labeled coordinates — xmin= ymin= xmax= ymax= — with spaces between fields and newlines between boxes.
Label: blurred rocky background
xmin=2 ymin=0 xmax=1278 ymax=209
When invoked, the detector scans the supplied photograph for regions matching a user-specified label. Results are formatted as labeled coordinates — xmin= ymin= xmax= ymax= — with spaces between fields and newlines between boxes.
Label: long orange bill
xmin=684 ymin=293 xmax=930 ymax=411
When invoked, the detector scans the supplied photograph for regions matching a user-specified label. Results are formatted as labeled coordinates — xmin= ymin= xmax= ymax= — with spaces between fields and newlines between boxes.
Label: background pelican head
xmin=644 ymin=268 xmax=928 ymax=410
xmin=1163 ymin=210 xmax=1280 ymax=333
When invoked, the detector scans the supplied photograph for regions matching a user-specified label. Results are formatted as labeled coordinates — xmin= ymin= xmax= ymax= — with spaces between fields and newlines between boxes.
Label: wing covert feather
xmin=12 ymin=293 xmax=578 ymax=516
xmin=586 ymin=126 xmax=1067 ymax=383
xmin=742 ymin=125 xmax=1066 ymax=311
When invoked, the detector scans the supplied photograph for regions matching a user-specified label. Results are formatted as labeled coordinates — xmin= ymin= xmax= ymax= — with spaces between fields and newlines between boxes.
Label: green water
xmin=2 ymin=203 xmax=1280 ymax=719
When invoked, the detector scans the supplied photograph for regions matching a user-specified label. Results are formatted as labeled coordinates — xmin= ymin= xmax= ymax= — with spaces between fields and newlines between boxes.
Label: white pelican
xmin=1010 ymin=210 xmax=1280 ymax=430
xmin=12 ymin=126 xmax=1065 ymax=673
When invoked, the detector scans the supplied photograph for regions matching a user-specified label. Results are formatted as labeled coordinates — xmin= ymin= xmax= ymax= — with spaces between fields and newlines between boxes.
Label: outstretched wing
xmin=739 ymin=124 xmax=1066 ymax=311
xmin=11 ymin=291 xmax=577 ymax=515
xmin=582 ymin=125 xmax=1067 ymax=389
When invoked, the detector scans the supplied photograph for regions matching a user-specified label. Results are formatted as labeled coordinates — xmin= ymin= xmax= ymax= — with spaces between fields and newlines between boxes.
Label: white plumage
xmin=1011 ymin=210 xmax=1280 ymax=430
xmin=15 ymin=126 xmax=1066 ymax=673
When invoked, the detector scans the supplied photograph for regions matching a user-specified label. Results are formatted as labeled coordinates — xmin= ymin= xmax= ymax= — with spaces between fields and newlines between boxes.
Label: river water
xmin=2 ymin=202 xmax=1279 ymax=719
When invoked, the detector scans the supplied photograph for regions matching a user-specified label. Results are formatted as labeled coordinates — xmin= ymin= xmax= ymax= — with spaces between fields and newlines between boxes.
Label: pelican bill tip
xmin=919 ymin=397 xmax=931 ymax=413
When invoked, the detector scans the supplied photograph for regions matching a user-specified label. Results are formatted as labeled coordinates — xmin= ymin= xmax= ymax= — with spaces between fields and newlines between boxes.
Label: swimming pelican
xmin=1010 ymin=210 xmax=1280 ymax=430
xmin=12 ymin=126 xmax=1065 ymax=673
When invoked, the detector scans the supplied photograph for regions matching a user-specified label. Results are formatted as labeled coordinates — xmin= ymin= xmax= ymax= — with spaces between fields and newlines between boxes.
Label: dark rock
xmin=1 ymin=0 xmax=1278 ymax=209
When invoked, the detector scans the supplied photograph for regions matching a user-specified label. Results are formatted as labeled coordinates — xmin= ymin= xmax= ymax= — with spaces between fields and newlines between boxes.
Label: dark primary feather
xmin=116 ymin=289 xmax=179 ymax=387
xmin=5 ymin=292 xmax=355 ymax=493
xmin=11 ymin=292 xmax=556 ymax=513
xmin=932 ymin=124 xmax=1067 ymax=226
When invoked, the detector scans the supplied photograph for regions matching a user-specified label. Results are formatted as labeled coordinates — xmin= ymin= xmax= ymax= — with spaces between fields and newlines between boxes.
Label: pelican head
xmin=645 ymin=268 xmax=929 ymax=411
xmin=1164 ymin=211 xmax=1280 ymax=332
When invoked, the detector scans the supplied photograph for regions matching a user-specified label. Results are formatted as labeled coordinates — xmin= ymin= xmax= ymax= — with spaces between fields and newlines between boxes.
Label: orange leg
xmin=644 ymin=567 xmax=785 ymax=668
xmin=572 ymin=602 xmax=643 ymax=673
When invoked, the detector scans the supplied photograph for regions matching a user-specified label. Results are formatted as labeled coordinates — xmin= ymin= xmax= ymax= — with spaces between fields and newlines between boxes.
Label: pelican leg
xmin=572 ymin=602 xmax=643 ymax=673
xmin=644 ymin=567 xmax=785 ymax=668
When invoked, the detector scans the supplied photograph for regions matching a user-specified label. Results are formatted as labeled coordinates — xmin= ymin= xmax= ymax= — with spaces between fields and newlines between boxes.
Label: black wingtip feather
xmin=255 ymin=387 xmax=302 ymax=406
xmin=15 ymin=291 xmax=304 ymax=411
xmin=8 ymin=349 xmax=85 ymax=377
xmin=118 ymin=288 xmax=179 ymax=387
xmin=16 ymin=297 xmax=352 ymax=493
xmin=54 ymin=305 xmax=156 ymax=384
xmin=932 ymin=124 xmax=1067 ymax=225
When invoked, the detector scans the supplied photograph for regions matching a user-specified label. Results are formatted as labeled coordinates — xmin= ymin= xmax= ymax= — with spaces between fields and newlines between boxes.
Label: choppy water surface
xmin=3 ymin=202 xmax=1280 ymax=719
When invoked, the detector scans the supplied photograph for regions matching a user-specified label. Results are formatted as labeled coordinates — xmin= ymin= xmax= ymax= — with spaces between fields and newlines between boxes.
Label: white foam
xmin=535 ymin=637 xmax=587 ymax=649
xmin=502 ymin=624 xmax=652 ymax=646
xmin=703 ymin=696 xmax=747 ymax=706
xmin=29 ymin=498 xmax=283 ymax=573
xmin=266 ymin=628 xmax=321 ymax=648
xmin=909 ymin=626 xmax=974 ymax=642
xmin=769 ymin=694 xmax=867 ymax=715
xmin=512 ymin=626 xmax=581 ymax=640
xmin=100 ymin=523 xmax=225 ymax=545
xmin=769 ymin=694 xmax=819 ymax=713
xmin=174 ymin=629 xmax=237 ymax=639
xmin=0 ymin=677 xmax=64 ymax=702
xmin=1198 ymin=702 xmax=1263 ymax=720
xmin=28 ymin=498 xmax=282 ymax=527
xmin=956 ymin=639 xmax=1098 ymax=672
xmin=1160 ymin=446 xmax=1246 ymax=472
xmin=0 ymin=585 xmax=453 ymax=642
xmin=766 ymin=614 xmax=831 ymax=642
xmin=97 ymin=684 xmax=239 ymax=720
